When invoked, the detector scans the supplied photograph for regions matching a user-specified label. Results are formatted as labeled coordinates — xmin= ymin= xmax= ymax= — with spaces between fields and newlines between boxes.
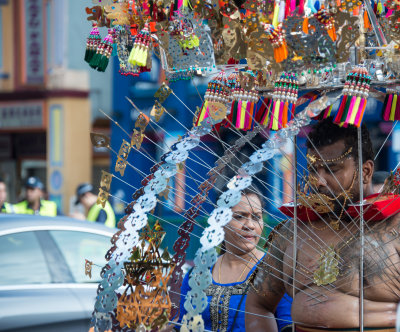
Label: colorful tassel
xmin=314 ymin=9 xmax=337 ymax=41
xmin=194 ymin=71 xmax=230 ymax=126
xmin=382 ymin=88 xmax=400 ymax=121
xmin=263 ymin=24 xmax=288 ymax=63
xmin=89 ymin=28 xmax=114 ymax=72
xmin=128 ymin=23 xmax=152 ymax=69
xmin=225 ymin=71 xmax=260 ymax=130
xmin=85 ymin=23 xmax=102 ymax=64
xmin=255 ymin=99 xmax=272 ymax=127
xmin=269 ymin=72 xmax=298 ymax=131
xmin=333 ymin=65 xmax=371 ymax=127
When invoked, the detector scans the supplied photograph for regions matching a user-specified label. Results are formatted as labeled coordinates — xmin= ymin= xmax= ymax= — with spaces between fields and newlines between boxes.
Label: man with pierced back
xmin=246 ymin=118 xmax=400 ymax=331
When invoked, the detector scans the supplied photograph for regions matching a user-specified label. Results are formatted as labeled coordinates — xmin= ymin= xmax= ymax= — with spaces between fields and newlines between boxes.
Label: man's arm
xmin=246 ymin=222 xmax=290 ymax=331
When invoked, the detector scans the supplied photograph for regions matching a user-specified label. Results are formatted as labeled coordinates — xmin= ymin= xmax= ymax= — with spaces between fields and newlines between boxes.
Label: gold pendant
xmin=329 ymin=219 xmax=340 ymax=231
xmin=313 ymin=245 xmax=339 ymax=286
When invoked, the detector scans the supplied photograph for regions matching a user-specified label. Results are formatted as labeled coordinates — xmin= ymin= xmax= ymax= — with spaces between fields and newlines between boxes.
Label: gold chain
xmin=307 ymin=147 xmax=353 ymax=165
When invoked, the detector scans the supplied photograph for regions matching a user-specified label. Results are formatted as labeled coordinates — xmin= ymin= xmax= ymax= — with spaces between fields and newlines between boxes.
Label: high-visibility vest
xmin=14 ymin=200 xmax=58 ymax=217
xmin=1 ymin=202 xmax=15 ymax=213
xmin=87 ymin=201 xmax=116 ymax=228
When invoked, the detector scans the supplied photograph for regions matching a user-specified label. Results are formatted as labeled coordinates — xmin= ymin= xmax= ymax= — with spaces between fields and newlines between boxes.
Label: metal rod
xmin=292 ymin=136 xmax=298 ymax=332
xmin=364 ymin=0 xmax=388 ymax=46
xmin=358 ymin=126 xmax=365 ymax=331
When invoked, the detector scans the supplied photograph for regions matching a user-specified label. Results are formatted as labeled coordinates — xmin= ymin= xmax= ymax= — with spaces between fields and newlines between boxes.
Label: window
xmin=0 ymin=232 xmax=51 ymax=285
xmin=49 ymin=230 xmax=110 ymax=283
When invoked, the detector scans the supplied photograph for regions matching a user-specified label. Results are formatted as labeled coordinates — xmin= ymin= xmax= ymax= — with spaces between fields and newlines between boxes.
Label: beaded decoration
xmin=85 ymin=22 xmax=102 ymax=64
xmin=262 ymin=23 xmax=288 ymax=63
xmin=334 ymin=65 xmax=371 ymax=127
xmin=269 ymin=72 xmax=299 ymax=130
xmin=128 ymin=23 xmax=152 ymax=69
xmin=89 ymin=28 xmax=115 ymax=72
xmin=226 ymin=71 xmax=260 ymax=131
xmin=314 ymin=9 xmax=337 ymax=41
xmin=194 ymin=71 xmax=230 ymax=126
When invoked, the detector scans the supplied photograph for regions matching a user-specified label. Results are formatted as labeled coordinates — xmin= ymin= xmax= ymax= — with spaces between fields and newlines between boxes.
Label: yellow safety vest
xmin=14 ymin=200 xmax=58 ymax=217
xmin=1 ymin=202 xmax=15 ymax=213
xmin=87 ymin=201 xmax=116 ymax=228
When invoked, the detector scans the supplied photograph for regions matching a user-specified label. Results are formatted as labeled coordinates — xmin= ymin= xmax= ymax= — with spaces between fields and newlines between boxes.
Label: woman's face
xmin=224 ymin=193 xmax=263 ymax=255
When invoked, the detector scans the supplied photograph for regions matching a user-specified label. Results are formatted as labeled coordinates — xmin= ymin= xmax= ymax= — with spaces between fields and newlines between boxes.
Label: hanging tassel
xmin=334 ymin=66 xmax=371 ymax=127
xmin=90 ymin=28 xmax=115 ymax=72
xmin=128 ymin=23 xmax=152 ymax=69
xmin=85 ymin=23 xmax=102 ymax=64
xmin=256 ymin=99 xmax=271 ymax=127
xmin=298 ymin=0 xmax=305 ymax=14
xmin=194 ymin=71 xmax=230 ymax=126
xmin=269 ymin=72 xmax=299 ymax=130
xmin=314 ymin=9 xmax=337 ymax=41
xmin=272 ymin=1 xmax=280 ymax=27
xmin=263 ymin=24 xmax=288 ymax=63
xmin=303 ymin=17 xmax=309 ymax=34
xmin=382 ymin=89 xmax=400 ymax=121
xmin=225 ymin=71 xmax=259 ymax=131
xmin=364 ymin=10 xmax=372 ymax=30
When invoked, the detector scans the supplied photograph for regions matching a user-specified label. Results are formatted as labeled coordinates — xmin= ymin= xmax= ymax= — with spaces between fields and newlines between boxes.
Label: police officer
xmin=74 ymin=183 xmax=116 ymax=228
xmin=14 ymin=177 xmax=58 ymax=216
xmin=0 ymin=177 xmax=14 ymax=213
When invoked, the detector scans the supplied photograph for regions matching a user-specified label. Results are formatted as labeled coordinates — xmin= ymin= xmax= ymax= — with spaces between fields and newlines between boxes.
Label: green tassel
xmin=84 ymin=48 xmax=94 ymax=63
xmin=97 ymin=55 xmax=109 ymax=72
xmin=340 ymin=96 xmax=352 ymax=123
xmin=89 ymin=52 xmax=101 ymax=69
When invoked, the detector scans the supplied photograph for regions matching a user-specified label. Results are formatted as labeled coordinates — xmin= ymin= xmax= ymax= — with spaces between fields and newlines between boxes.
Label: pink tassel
xmin=344 ymin=96 xmax=357 ymax=124
xmin=278 ymin=101 xmax=285 ymax=129
xmin=383 ymin=94 xmax=393 ymax=121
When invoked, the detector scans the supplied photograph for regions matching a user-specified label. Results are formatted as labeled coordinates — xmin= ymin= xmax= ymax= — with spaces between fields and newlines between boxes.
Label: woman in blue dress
xmin=178 ymin=187 xmax=292 ymax=331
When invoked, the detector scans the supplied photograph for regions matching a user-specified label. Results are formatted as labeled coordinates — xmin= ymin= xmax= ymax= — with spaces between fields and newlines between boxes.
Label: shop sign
xmin=22 ymin=0 xmax=45 ymax=85
xmin=0 ymin=101 xmax=45 ymax=130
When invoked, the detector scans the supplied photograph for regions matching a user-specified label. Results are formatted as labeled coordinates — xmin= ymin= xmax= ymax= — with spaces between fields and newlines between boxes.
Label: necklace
xmin=218 ymin=254 xmax=254 ymax=283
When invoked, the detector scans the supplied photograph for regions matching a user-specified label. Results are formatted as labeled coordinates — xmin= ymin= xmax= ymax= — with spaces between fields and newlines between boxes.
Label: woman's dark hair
xmin=219 ymin=184 xmax=264 ymax=255
xmin=306 ymin=117 xmax=374 ymax=163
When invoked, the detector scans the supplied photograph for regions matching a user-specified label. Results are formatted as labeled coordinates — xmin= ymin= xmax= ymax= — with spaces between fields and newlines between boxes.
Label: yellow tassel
xmin=128 ymin=45 xmax=140 ymax=66
xmin=137 ymin=47 xmax=148 ymax=67
xmin=390 ymin=94 xmax=398 ymax=121
xmin=272 ymin=3 xmax=279 ymax=28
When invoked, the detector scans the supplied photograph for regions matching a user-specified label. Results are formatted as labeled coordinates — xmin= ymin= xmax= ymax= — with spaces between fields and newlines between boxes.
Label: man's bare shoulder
xmin=265 ymin=219 xmax=293 ymax=252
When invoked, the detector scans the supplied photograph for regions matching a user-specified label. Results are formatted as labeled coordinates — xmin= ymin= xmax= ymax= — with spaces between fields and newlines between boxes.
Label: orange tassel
xmin=282 ymin=101 xmax=288 ymax=126
xmin=303 ymin=17 xmax=309 ymax=34
xmin=353 ymin=6 xmax=360 ymax=15
xmin=364 ymin=10 xmax=371 ymax=30
xmin=328 ymin=27 xmax=337 ymax=41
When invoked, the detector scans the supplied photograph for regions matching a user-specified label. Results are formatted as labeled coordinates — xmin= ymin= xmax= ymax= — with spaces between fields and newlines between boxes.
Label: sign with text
xmin=0 ymin=101 xmax=45 ymax=130
xmin=20 ymin=0 xmax=46 ymax=85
